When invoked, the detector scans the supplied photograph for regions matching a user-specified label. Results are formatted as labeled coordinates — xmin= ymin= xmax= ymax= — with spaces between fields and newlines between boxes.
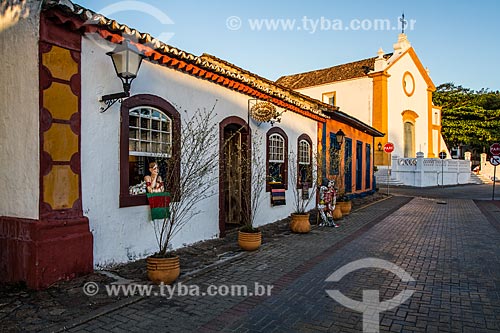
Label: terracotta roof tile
xmin=276 ymin=54 xmax=392 ymax=90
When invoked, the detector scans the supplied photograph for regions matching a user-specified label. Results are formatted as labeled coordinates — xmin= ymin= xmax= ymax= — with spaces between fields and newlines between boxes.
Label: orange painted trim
xmin=369 ymin=71 xmax=390 ymax=165
xmin=401 ymin=110 xmax=419 ymax=123
xmin=385 ymin=47 xmax=436 ymax=91
xmin=427 ymin=90 xmax=435 ymax=157
xmin=324 ymin=118 xmax=374 ymax=193
xmin=402 ymin=71 xmax=415 ymax=97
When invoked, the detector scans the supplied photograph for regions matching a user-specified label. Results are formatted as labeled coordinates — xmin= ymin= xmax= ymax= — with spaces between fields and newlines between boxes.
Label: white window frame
xmin=269 ymin=133 xmax=285 ymax=163
xmin=298 ymin=139 xmax=311 ymax=165
xmin=129 ymin=106 xmax=172 ymax=158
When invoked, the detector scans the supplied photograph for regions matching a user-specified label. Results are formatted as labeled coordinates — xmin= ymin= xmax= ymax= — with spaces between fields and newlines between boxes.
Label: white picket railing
xmin=380 ymin=152 xmax=472 ymax=187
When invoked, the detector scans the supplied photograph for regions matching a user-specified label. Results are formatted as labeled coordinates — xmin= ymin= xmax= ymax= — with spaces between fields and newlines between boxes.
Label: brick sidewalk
xmin=61 ymin=197 xmax=500 ymax=333
xmin=56 ymin=196 xmax=411 ymax=332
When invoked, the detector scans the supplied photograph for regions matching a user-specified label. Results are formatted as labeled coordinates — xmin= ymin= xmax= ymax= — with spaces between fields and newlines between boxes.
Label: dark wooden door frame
xmin=218 ymin=116 xmax=250 ymax=237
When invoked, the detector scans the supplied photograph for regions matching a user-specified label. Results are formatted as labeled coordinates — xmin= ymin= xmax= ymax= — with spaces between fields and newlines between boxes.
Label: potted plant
xmin=236 ymin=132 xmax=266 ymax=251
xmin=288 ymin=150 xmax=319 ymax=233
xmin=146 ymin=103 xmax=222 ymax=284
xmin=329 ymin=145 xmax=353 ymax=217
xmin=336 ymin=193 xmax=352 ymax=216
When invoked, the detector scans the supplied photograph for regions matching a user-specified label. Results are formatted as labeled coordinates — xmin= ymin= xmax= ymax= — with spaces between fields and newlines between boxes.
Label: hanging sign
xmin=250 ymin=101 xmax=277 ymax=122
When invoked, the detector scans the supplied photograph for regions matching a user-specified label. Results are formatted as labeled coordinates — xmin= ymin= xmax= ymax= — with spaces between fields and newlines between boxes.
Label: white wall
xmin=81 ymin=37 xmax=317 ymax=267
xmin=0 ymin=8 xmax=40 ymax=219
xmin=386 ymin=54 xmax=429 ymax=157
xmin=296 ymin=78 xmax=373 ymax=125
xmin=252 ymin=112 xmax=318 ymax=227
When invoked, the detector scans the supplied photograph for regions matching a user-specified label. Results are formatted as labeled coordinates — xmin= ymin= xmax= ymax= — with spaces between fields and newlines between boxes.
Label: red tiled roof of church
xmin=276 ymin=54 xmax=393 ymax=90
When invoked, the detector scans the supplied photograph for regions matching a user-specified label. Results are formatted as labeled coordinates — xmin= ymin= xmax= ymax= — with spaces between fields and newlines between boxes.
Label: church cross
xmin=400 ymin=13 xmax=407 ymax=34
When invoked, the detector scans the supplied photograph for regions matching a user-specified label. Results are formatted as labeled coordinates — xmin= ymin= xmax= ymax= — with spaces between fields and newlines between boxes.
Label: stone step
xmin=469 ymin=173 xmax=485 ymax=184
xmin=375 ymin=175 xmax=404 ymax=186
xmin=477 ymin=173 xmax=494 ymax=184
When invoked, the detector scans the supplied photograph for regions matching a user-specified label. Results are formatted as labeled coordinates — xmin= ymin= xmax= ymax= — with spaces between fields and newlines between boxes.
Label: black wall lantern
xmin=100 ymin=40 xmax=145 ymax=112
xmin=377 ymin=142 xmax=383 ymax=151
xmin=335 ymin=129 xmax=345 ymax=148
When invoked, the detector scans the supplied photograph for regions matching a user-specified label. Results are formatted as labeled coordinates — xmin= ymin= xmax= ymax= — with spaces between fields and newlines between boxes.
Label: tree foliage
xmin=433 ymin=83 xmax=500 ymax=150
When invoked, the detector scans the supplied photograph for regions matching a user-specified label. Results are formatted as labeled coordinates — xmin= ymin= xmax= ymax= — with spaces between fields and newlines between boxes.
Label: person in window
xmin=144 ymin=162 xmax=164 ymax=193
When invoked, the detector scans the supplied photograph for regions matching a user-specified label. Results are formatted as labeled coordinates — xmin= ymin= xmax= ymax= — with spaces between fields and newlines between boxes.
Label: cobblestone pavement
xmin=58 ymin=195 xmax=500 ymax=333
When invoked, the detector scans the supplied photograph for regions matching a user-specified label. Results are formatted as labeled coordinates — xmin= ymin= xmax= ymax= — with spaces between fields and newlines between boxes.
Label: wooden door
xmin=224 ymin=129 xmax=243 ymax=225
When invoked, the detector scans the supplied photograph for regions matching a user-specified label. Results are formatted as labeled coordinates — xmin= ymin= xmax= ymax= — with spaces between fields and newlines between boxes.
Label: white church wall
xmin=432 ymin=130 xmax=439 ymax=155
xmin=296 ymin=78 xmax=373 ymax=125
xmin=0 ymin=11 xmax=40 ymax=220
xmin=81 ymin=37 xmax=317 ymax=267
xmin=386 ymin=53 xmax=429 ymax=157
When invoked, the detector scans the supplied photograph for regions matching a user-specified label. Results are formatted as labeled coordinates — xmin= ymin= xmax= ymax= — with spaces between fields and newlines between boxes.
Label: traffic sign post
xmin=383 ymin=143 xmax=394 ymax=195
xmin=439 ymin=151 xmax=447 ymax=186
xmin=493 ymin=166 xmax=496 ymax=200
xmin=490 ymin=155 xmax=500 ymax=200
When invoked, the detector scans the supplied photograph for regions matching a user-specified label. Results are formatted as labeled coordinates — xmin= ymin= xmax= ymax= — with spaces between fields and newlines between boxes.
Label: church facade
xmin=277 ymin=34 xmax=448 ymax=166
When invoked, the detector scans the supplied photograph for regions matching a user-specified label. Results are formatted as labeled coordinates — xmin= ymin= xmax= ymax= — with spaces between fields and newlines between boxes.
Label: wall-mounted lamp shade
xmin=335 ymin=129 xmax=345 ymax=146
xmin=107 ymin=41 xmax=145 ymax=82
xmin=378 ymin=142 xmax=383 ymax=151
xmin=100 ymin=41 xmax=145 ymax=112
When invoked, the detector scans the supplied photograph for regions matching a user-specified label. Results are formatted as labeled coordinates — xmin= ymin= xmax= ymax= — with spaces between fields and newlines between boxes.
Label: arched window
xmin=297 ymin=134 xmax=313 ymax=188
xmin=298 ymin=140 xmax=311 ymax=165
xmin=120 ymin=94 xmax=180 ymax=207
xmin=404 ymin=121 xmax=415 ymax=158
xmin=266 ymin=127 xmax=288 ymax=191
xmin=401 ymin=110 xmax=418 ymax=159
xmin=129 ymin=107 xmax=172 ymax=157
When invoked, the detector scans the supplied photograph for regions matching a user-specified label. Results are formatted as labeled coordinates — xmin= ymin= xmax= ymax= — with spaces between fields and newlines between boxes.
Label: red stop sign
xmin=490 ymin=143 xmax=500 ymax=156
xmin=383 ymin=142 xmax=394 ymax=153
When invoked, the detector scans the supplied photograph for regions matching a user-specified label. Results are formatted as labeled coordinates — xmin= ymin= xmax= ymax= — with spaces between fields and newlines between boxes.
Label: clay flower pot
xmin=147 ymin=256 xmax=180 ymax=285
xmin=238 ymin=230 xmax=262 ymax=251
xmin=332 ymin=205 xmax=343 ymax=220
xmin=337 ymin=201 xmax=352 ymax=216
xmin=290 ymin=213 xmax=311 ymax=233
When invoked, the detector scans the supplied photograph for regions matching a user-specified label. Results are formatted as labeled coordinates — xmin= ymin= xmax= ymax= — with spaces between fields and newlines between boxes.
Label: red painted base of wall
xmin=0 ymin=216 xmax=93 ymax=290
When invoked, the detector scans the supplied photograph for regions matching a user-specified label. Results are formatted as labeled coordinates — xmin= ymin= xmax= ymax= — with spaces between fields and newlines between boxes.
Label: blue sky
xmin=77 ymin=0 xmax=500 ymax=91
